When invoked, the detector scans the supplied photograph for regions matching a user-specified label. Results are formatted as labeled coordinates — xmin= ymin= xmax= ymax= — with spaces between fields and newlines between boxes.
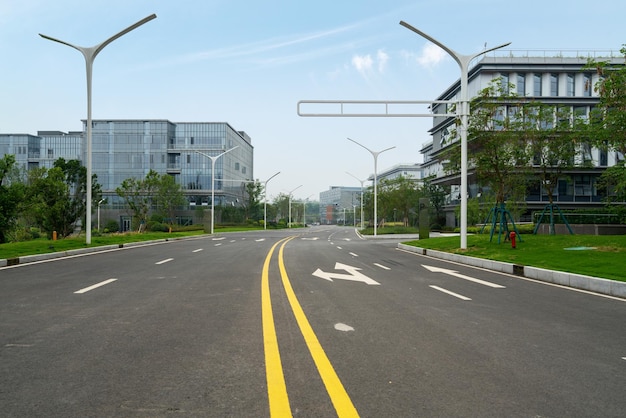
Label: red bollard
xmin=510 ymin=231 xmax=516 ymax=249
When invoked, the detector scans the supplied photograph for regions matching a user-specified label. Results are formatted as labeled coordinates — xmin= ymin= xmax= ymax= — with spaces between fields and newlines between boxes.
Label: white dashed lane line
xmin=74 ymin=278 xmax=118 ymax=294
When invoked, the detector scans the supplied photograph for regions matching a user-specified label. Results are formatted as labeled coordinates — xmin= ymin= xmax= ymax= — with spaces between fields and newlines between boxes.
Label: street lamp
xmin=399 ymin=20 xmax=510 ymax=249
xmin=263 ymin=172 xmax=280 ymax=230
xmin=346 ymin=171 xmax=366 ymax=229
xmin=196 ymin=146 xmax=239 ymax=234
xmin=40 ymin=14 xmax=157 ymax=245
xmin=97 ymin=198 xmax=105 ymax=231
xmin=287 ymin=185 xmax=302 ymax=228
xmin=347 ymin=138 xmax=395 ymax=236
xmin=303 ymin=194 xmax=313 ymax=227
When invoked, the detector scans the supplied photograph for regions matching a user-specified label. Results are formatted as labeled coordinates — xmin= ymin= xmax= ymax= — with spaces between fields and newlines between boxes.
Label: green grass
xmin=404 ymin=233 xmax=626 ymax=282
xmin=0 ymin=224 xmax=296 ymax=260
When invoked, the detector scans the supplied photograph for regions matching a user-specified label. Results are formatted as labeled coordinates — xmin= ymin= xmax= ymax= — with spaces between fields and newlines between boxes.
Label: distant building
xmin=319 ymin=186 xmax=361 ymax=225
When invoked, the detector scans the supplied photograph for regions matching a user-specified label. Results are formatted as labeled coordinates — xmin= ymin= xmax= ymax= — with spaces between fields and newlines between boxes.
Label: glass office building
xmin=1 ymin=119 xmax=254 ymax=226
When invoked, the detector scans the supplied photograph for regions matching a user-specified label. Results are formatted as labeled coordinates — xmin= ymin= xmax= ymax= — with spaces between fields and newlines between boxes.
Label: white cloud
xmin=377 ymin=49 xmax=389 ymax=73
xmin=352 ymin=54 xmax=373 ymax=76
xmin=351 ymin=49 xmax=389 ymax=78
xmin=416 ymin=43 xmax=448 ymax=67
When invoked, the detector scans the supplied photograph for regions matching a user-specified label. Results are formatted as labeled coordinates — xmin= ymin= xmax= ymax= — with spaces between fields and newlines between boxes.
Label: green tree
xmin=585 ymin=46 xmax=626 ymax=203
xmin=377 ymin=176 xmax=421 ymax=226
xmin=422 ymin=176 xmax=447 ymax=228
xmin=244 ymin=180 xmax=263 ymax=221
xmin=154 ymin=173 xmax=186 ymax=224
xmin=25 ymin=158 xmax=100 ymax=238
xmin=116 ymin=170 xmax=160 ymax=230
xmin=445 ymin=79 xmax=531 ymax=239
xmin=0 ymin=155 xmax=25 ymax=243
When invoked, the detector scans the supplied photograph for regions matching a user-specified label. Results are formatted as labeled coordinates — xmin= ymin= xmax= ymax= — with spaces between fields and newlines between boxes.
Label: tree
xmin=154 ymin=173 xmax=186 ymax=224
xmin=525 ymin=103 xmax=591 ymax=234
xmin=25 ymin=158 xmax=100 ymax=238
xmin=0 ymin=155 xmax=25 ymax=243
xmin=422 ymin=176 xmax=447 ymax=228
xmin=377 ymin=176 xmax=421 ymax=226
xmin=116 ymin=170 xmax=160 ymax=230
xmin=586 ymin=46 xmax=626 ymax=204
xmin=243 ymin=180 xmax=263 ymax=222
xmin=445 ymin=79 xmax=531 ymax=241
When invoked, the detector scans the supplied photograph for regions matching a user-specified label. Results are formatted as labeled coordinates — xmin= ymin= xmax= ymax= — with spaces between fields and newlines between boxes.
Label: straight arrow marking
xmin=422 ymin=265 xmax=505 ymax=288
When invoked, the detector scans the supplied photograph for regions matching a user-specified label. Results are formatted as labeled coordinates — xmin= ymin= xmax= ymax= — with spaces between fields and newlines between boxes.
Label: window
xmin=235 ymin=162 xmax=240 ymax=170
xmin=583 ymin=73 xmax=592 ymax=97
xmin=550 ymin=73 xmax=559 ymax=96
xmin=566 ymin=73 xmax=575 ymax=96
xmin=516 ymin=74 xmax=525 ymax=95
xmin=533 ymin=73 xmax=542 ymax=96
xmin=187 ymin=154 xmax=191 ymax=164
xmin=500 ymin=73 xmax=509 ymax=94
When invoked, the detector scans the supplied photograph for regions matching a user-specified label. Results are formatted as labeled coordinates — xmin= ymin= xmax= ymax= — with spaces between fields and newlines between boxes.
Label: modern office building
xmin=319 ymin=186 xmax=361 ymax=225
xmin=1 ymin=119 xmax=253 ymax=229
xmin=421 ymin=50 xmax=624 ymax=227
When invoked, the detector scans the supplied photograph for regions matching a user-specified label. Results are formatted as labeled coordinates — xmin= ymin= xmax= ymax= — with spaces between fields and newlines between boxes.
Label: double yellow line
xmin=262 ymin=236 xmax=359 ymax=417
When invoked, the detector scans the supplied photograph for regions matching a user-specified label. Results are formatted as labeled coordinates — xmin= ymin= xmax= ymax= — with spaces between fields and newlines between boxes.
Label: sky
xmin=1 ymin=0 xmax=624 ymax=201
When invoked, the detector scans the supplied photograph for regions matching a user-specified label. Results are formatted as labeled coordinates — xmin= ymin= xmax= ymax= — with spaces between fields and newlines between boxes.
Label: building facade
xmin=421 ymin=51 xmax=624 ymax=226
xmin=1 ymin=119 xmax=253 ymax=229
xmin=319 ymin=186 xmax=361 ymax=225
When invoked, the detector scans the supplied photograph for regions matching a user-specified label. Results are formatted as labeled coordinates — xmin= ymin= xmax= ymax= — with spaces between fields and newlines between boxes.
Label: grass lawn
xmin=403 ymin=233 xmax=626 ymax=282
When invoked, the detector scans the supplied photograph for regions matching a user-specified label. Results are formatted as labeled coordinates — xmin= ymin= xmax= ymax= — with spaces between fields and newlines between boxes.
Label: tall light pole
xmin=399 ymin=21 xmax=510 ymax=249
xmin=346 ymin=171 xmax=366 ymax=229
xmin=303 ymin=194 xmax=313 ymax=226
xmin=40 ymin=14 xmax=157 ymax=245
xmin=196 ymin=146 xmax=239 ymax=234
xmin=97 ymin=198 xmax=104 ymax=231
xmin=287 ymin=185 xmax=302 ymax=228
xmin=263 ymin=172 xmax=280 ymax=230
xmin=347 ymin=138 xmax=395 ymax=236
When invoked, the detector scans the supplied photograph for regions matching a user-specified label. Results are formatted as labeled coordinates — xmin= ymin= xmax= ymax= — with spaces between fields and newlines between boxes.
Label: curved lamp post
xmin=40 ymin=14 xmax=157 ymax=245
xmin=263 ymin=171 xmax=280 ymax=230
xmin=196 ymin=147 xmax=238 ymax=234
xmin=346 ymin=171 xmax=366 ymax=229
xmin=287 ymin=185 xmax=302 ymax=228
xmin=347 ymin=138 xmax=395 ymax=236
xmin=399 ymin=20 xmax=510 ymax=249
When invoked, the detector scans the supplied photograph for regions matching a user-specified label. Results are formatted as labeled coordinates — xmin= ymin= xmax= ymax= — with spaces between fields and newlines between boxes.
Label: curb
xmin=397 ymin=243 xmax=626 ymax=299
xmin=0 ymin=238 xmax=178 ymax=268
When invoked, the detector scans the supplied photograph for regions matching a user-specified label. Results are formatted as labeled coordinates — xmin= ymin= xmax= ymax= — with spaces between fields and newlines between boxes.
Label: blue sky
xmin=1 ymin=0 xmax=624 ymax=200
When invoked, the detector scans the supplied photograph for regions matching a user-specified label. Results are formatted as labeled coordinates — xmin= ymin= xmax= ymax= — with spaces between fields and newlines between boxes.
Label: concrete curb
xmin=0 ymin=239 xmax=174 ymax=268
xmin=397 ymin=243 xmax=626 ymax=299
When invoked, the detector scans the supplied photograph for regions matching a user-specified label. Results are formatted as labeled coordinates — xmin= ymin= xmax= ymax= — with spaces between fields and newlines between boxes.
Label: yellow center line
xmin=277 ymin=239 xmax=360 ymax=418
xmin=262 ymin=237 xmax=292 ymax=417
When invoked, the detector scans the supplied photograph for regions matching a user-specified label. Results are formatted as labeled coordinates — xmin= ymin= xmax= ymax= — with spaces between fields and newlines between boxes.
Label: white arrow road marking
xmin=422 ymin=265 xmax=505 ymax=288
xmin=75 ymin=278 xmax=118 ymax=294
xmin=374 ymin=263 xmax=390 ymax=270
xmin=156 ymin=258 xmax=174 ymax=265
xmin=312 ymin=262 xmax=380 ymax=285
xmin=429 ymin=285 xmax=472 ymax=301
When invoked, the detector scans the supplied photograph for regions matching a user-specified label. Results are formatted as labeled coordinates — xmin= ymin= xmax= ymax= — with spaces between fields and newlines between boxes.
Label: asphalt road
xmin=1 ymin=225 xmax=624 ymax=417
